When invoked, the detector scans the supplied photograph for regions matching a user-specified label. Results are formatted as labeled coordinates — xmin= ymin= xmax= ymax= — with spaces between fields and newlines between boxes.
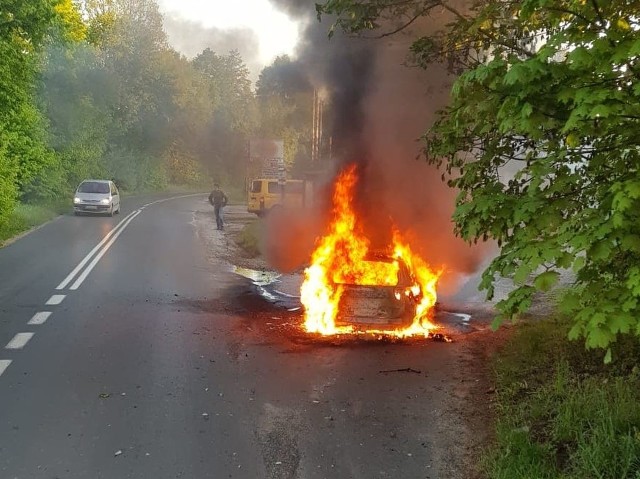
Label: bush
xmin=20 ymin=162 xmax=69 ymax=204
xmin=0 ymin=146 xmax=18 ymax=228
xmin=485 ymin=318 xmax=640 ymax=479
xmin=0 ymin=202 xmax=67 ymax=244
xmin=104 ymin=148 xmax=168 ymax=192
xmin=236 ymin=220 xmax=261 ymax=257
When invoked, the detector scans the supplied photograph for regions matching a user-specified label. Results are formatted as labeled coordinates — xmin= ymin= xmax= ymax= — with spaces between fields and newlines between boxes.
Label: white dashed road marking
xmin=6 ymin=333 xmax=35 ymax=350
xmin=0 ymin=194 xmax=205 ymax=381
xmin=28 ymin=312 xmax=52 ymax=325
xmin=0 ymin=360 xmax=11 ymax=376
xmin=46 ymin=295 xmax=66 ymax=305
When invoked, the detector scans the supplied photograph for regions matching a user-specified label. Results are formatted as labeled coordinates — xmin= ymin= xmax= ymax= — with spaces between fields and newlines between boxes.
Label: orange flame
xmin=301 ymin=165 xmax=441 ymax=337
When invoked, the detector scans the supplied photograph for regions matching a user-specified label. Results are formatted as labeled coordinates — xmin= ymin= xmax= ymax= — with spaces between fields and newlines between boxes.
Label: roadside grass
xmin=236 ymin=219 xmax=261 ymax=257
xmin=0 ymin=202 xmax=69 ymax=245
xmin=485 ymin=317 xmax=640 ymax=479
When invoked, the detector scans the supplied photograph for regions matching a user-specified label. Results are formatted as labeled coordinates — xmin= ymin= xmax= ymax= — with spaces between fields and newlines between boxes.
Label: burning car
xmin=300 ymin=165 xmax=441 ymax=338
xmin=335 ymin=253 xmax=418 ymax=329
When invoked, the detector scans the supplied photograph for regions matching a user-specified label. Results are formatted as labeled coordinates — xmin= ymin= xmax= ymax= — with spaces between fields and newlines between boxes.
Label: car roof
xmin=80 ymin=179 xmax=111 ymax=183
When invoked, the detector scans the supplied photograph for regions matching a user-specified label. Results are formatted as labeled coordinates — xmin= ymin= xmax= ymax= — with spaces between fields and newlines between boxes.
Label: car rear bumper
xmin=335 ymin=312 xmax=414 ymax=328
xmin=336 ymin=285 xmax=415 ymax=328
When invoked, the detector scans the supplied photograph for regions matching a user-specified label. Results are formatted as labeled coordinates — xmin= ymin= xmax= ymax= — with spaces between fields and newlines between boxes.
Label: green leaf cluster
xmin=0 ymin=0 xmax=58 ymax=226
xmin=430 ymin=0 xmax=640 ymax=352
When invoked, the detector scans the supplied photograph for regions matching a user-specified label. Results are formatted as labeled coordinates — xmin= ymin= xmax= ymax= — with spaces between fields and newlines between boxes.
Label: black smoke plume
xmin=262 ymin=0 xmax=490 ymax=293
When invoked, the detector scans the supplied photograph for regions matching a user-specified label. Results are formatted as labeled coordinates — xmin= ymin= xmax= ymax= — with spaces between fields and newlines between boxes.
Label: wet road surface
xmin=0 ymin=195 xmax=490 ymax=478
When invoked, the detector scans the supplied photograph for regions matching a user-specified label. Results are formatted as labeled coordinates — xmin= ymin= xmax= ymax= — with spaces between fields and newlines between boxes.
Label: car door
xmin=110 ymin=182 xmax=120 ymax=210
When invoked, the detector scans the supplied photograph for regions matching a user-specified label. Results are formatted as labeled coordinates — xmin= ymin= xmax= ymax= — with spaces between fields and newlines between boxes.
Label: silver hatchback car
xmin=73 ymin=180 xmax=121 ymax=216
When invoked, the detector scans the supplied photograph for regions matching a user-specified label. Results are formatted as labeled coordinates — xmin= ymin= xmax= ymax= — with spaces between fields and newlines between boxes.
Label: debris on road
xmin=379 ymin=368 xmax=422 ymax=374
xmin=430 ymin=333 xmax=453 ymax=343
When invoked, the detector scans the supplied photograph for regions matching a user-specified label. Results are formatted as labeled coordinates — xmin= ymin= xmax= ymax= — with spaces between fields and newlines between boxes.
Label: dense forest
xmin=0 ymin=0 xmax=312 ymax=226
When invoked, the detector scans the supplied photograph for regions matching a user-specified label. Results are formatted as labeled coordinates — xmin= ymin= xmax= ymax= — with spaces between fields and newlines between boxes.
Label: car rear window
xmin=78 ymin=182 xmax=110 ymax=194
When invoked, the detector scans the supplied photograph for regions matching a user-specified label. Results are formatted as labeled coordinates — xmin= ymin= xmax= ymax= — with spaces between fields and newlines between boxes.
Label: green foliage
xmin=165 ymin=148 xmax=206 ymax=186
xmin=486 ymin=318 xmax=640 ymax=479
xmin=319 ymin=0 xmax=640 ymax=350
xmin=193 ymin=49 xmax=254 ymax=130
xmin=236 ymin=220 xmax=262 ymax=258
xmin=256 ymin=55 xmax=311 ymax=99
xmin=0 ymin=0 xmax=57 ymax=47
xmin=54 ymin=0 xmax=87 ymax=42
xmin=1 ymin=0 xmax=306 ymax=240
xmin=316 ymin=0 xmax=431 ymax=37
xmin=0 ymin=140 xmax=18 ymax=229
xmin=35 ymin=0 xmax=256 ymax=199
xmin=427 ymin=1 xmax=640 ymax=351
xmin=0 ymin=0 xmax=59 ymax=224
xmin=255 ymin=55 xmax=316 ymax=170
xmin=20 ymin=161 xmax=68 ymax=203
xmin=0 ymin=201 xmax=68 ymax=244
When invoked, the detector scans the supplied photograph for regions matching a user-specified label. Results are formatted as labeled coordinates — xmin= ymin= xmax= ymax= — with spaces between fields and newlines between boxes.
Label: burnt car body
xmin=335 ymin=254 xmax=418 ymax=329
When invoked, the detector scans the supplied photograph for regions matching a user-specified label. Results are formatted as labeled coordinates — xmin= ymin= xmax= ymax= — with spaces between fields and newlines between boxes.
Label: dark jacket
xmin=209 ymin=189 xmax=228 ymax=208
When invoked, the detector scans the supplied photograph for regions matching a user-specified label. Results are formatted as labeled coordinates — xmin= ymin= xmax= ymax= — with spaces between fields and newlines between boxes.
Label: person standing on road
xmin=208 ymin=184 xmax=228 ymax=230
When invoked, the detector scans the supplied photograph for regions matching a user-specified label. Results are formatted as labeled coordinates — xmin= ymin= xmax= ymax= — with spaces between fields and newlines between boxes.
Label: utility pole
xmin=312 ymin=89 xmax=324 ymax=162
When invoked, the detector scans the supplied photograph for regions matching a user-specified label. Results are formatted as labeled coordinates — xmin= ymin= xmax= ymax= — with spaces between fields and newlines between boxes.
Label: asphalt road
xmin=0 ymin=195 xmax=487 ymax=479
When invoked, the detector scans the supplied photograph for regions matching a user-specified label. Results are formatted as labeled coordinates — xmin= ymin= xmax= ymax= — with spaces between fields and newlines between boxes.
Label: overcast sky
xmin=157 ymin=0 xmax=300 ymax=76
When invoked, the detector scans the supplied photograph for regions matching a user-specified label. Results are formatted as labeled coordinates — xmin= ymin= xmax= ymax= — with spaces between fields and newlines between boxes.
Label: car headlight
xmin=100 ymin=198 xmax=110 ymax=204
xmin=73 ymin=197 xmax=81 ymax=204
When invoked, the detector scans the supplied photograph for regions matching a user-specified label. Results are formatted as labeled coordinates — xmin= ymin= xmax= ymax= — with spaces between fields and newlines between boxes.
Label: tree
xmin=318 ymin=0 xmax=640 ymax=357
xmin=192 ymin=48 xmax=256 ymax=183
xmin=38 ymin=44 xmax=110 ymax=193
xmin=0 ymin=0 xmax=59 ymax=222
xmin=155 ymin=49 xmax=211 ymax=186
xmin=192 ymin=48 xmax=254 ymax=131
xmin=81 ymin=0 xmax=177 ymax=189
xmin=255 ymin=55 xmax=315 ymax=171
xmin=256 ymin=55 xmax=311 ymax=99
xmin=54 ymin=0 xmax=87 ymax=42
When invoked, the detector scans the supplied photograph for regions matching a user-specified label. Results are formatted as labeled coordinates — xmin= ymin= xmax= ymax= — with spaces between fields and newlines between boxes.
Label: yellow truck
xmin=247 ymin=178 xmax=310 ymax=217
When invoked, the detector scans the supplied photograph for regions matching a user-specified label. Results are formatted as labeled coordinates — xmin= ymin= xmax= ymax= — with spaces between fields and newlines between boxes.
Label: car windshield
xmin=78 ymin=182 xmax=109 ymax=194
